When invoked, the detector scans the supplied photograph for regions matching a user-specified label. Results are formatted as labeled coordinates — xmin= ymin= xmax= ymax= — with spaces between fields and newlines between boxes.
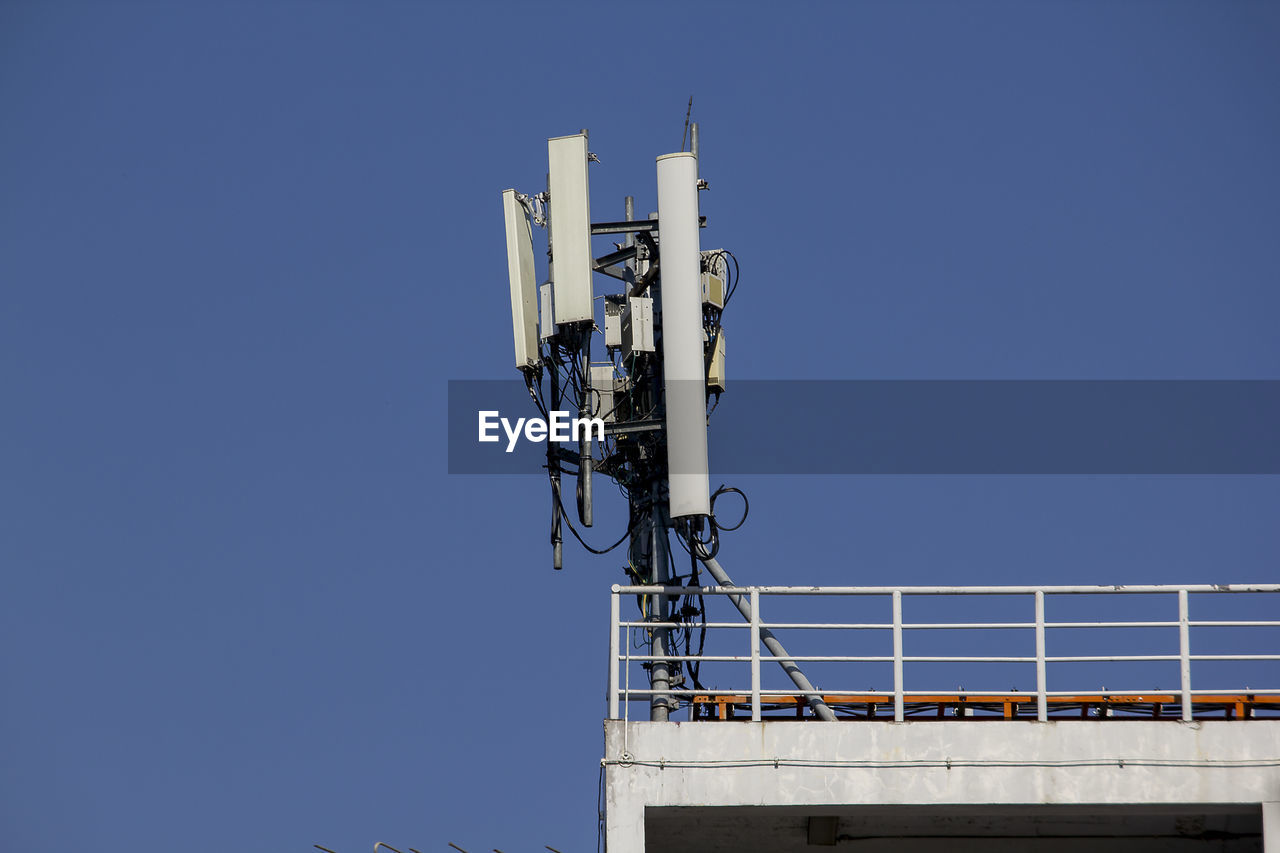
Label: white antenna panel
xmin=502 ymin=189 xmax=539 ymax=370
xmin=547 ymin=133 xmax=593 ymax=325
xmin=656 ymin=152 xmax=710 ymax=519
xmin=539 ymin=282 xmax=555 ymax=340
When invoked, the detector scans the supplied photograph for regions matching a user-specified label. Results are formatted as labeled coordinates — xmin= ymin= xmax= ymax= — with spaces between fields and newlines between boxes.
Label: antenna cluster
xmin=501 ymin=126 xmax=738 ymax=570
xmin=502 ymin=123 xmax=835 ymax=725
xmin=500 ymin=124 xmax=752 ymax=721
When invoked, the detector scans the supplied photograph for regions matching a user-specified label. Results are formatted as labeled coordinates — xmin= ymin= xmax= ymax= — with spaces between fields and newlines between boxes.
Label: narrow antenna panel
xmin=502 ymin=189 xmax=539 ymax=370
xmin=547 ymin=133 xmax=593 ymax=325
xmin=539 ymin=282 xmax=555 ymax=340
xmin=656 ymin=152 xmax=710 ymax=519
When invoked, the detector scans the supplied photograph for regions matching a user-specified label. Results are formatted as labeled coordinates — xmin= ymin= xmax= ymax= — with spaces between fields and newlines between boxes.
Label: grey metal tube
xmin=548 ymin=365 xmax=563 ymax=568
xmin=546 ymin=173 xmax=562 ymax=570
xmin=650 ymin=494 xmax=671 ymax=721
xmin=624 ymin=196 xmax=635 ymax=250
xmin=579 ymin=450 xmax=593 ymax=526
xmin=696 ymin=550 xmax=837 ymax=721
xmin=578 ymin=333 xmax=592 ymax=527
xmin=629 ymin=257 xmax=659 ymax=297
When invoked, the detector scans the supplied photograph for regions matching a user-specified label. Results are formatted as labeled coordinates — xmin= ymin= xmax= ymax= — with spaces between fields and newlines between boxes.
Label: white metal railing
xmin=607 ymin=583 xmax=1280 ymax=723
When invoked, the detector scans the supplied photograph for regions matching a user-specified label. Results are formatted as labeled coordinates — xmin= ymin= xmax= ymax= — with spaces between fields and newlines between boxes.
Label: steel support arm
xmin=695 ymin=549 xmax=837 ymax=721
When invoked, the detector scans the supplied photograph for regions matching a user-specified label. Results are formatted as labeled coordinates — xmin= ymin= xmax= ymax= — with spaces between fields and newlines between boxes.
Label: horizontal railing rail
xmin=607 ymin=583 xmax=1280 ymax=723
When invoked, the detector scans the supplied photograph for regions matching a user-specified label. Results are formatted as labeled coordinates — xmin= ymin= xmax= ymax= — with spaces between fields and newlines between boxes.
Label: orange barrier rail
xmin=689 ymin=693 xmax=1280 ymax=721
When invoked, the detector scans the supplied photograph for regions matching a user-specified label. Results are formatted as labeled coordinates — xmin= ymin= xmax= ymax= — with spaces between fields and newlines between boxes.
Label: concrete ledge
xmin=604 ymin=720 xmax=1280 ymax=852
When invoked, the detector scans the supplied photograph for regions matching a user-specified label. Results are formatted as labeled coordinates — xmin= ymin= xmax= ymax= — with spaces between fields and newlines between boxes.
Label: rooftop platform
xmin=605 ymin=583 xmax=1280 ymax=850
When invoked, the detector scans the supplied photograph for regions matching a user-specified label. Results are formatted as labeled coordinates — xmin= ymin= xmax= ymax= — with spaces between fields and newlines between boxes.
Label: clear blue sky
xmin=2 ymin=2 xmax=1277 ymax=851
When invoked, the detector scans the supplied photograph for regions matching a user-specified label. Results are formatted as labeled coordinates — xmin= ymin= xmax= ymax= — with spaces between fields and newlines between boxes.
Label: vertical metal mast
xmin=544 ymin=172 xmax=563 ymax=571
xmin=635 ymin=189 xmax=672 ymax=721
xmin=648 ymin=482 xmax=672 ymax=721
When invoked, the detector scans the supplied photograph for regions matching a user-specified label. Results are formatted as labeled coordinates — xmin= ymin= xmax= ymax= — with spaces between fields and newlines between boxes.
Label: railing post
xmin=1035 ymin=590 xmax=1047 ymax=722
xmin=750 ymin=588 xmax=761 ymax=722
xmin=1179 ymin=589 xmax=1192 ymax=721
xmin=609 ymin=586 xmax=620 ymax=720
xmin=892 ymin=590 xmax=904 ymax=722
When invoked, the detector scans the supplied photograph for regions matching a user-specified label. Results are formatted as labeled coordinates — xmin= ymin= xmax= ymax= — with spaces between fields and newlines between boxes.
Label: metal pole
xmin=690 ymin=123 xmax=699 ymax=175
xmin=696 ymin=550 xmax=836 ymax=721
xmin=579 ymin=330 xmax=593 ymax=527
xmin=1035 ymin=590 xmax=1047 ymax=722
xmin=892 ymin=591 xmax=904 ymax=722
xmin=750 ymin=588 xmax=761 ymax=721
xmin=548 ymin=357 xmax=562 ymax=571
xmin=650 ymin=487 xmax=671 ymax=721
xmin=1179 ymin=589 xmax=1193 ymax=721
xmin=545 ymin=173 xmax=561 ymax=570
xmin=609 ymin=586 xmax=621 ymax=719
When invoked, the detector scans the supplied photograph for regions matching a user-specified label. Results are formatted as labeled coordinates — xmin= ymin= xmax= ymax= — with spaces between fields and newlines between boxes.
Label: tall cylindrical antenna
xmin=656 ymin=152 xmax=710 ymax=518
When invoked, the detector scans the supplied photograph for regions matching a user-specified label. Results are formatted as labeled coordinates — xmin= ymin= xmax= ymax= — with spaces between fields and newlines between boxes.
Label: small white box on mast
xmin=701 ymin=249 xmax=726 ymax=310
xmin=590 ymin=363 xmax=630 ymax=423
xmin=707 ymin=328 xmax=726 ymax=394
xmin=621 ymin=296 xmax=654 ymax=361
xmin=604 ymin=294 xmax=625 ymax=349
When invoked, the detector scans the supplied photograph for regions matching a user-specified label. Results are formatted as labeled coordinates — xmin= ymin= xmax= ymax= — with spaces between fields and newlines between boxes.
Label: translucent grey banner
xmin=447 ymin=380 xmax=1280 ymax=475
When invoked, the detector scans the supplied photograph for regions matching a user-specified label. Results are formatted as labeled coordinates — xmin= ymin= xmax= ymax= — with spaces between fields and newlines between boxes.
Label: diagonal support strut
xmin=695 ymin=548 xmax=837 ymax=721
